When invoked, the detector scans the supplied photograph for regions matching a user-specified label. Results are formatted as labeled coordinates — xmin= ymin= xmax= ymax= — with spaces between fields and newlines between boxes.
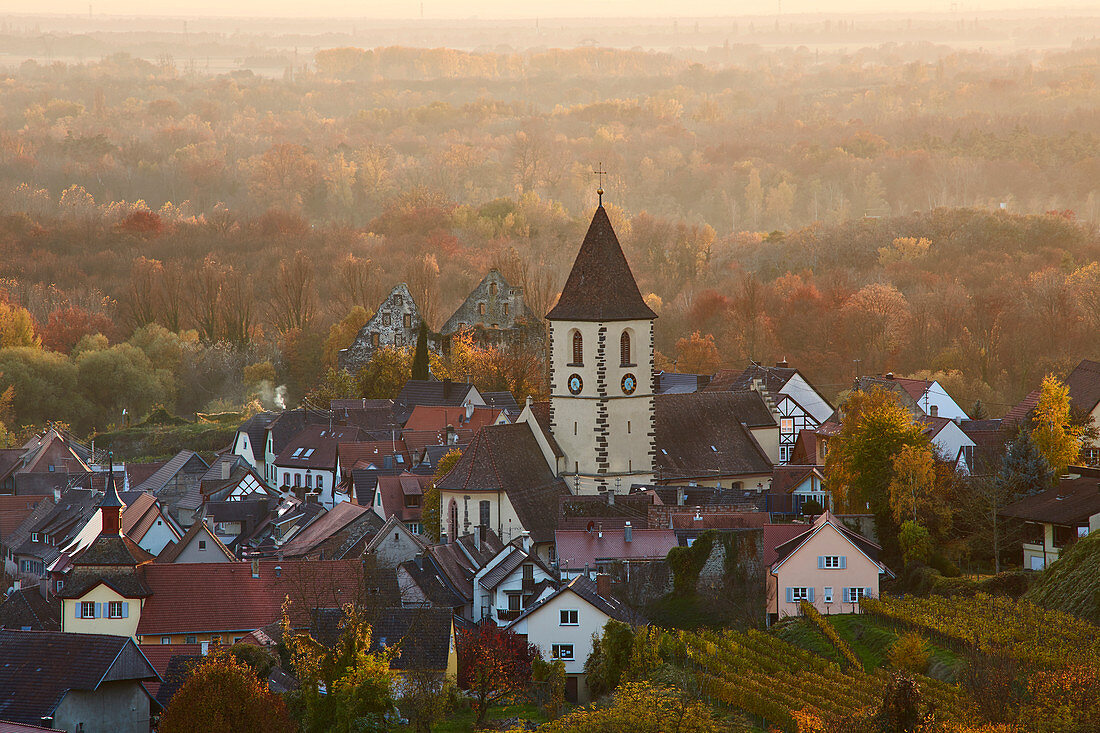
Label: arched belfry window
xmin=620 ymin=331 xmax=632 ymax=366
xmin=572 ymin=331 xmax=583 ymax=365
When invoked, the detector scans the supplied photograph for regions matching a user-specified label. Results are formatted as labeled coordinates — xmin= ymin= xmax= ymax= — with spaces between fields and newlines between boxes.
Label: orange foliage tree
xmin=159 ymin=652 xmax=296 ymax=733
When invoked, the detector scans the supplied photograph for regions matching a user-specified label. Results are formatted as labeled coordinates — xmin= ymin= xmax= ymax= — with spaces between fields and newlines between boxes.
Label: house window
xmin=780 ymin=417 xmax=795 ymax=434
xmin=405 ymin=494 xmax=420 ymax=507
xmin=448 ymin=499 xmax=458 ymax=541
xmin=560 ymin=609 xmax=579 ymax=626
xmin=108 ymin=601 xmax=124 ymax=619
xmin=161 ymin=636 xmax=171 ymax=645
xmin=779 ymin=446 xmax=792 ymax=463
xmin=199 ymin=540 xmax=207 ymax=551
xmin=80 ymin=601 xmax=96 ymax=618
xmin=478 ymin=303 xmax=486 ymax=315
xmin=844 ymin=587 xmax=868 ymax=603
xmin=316 ymin=476 xmax=323 ymax=490
xmin=186 ymin=635 xmax=198 ymax=644
xmin=371 ymin=333 xmax=380 ymax=347
xmin=382 ymin=313 xmax=391 ymax=326
xmin=620 ymin=331 xmax=631 ymax=366
xmin=406 ymin=522 xmax=423 ymax=534
xmin=489 ymin=282 xmax=498 ymax=296
xmin=294 ymin=474 xmax=301 ymax=487
xmin=404 ymin=313 xmax=412 ymax=328
xmin=479 ymin=500 xmax=491 ymax=528
xmin=823 ymin=586 xmax=834 ymax=603
xmin=571 ymin=331 xmax=583 ymax=365
xmin=31 ymin=533 xmax=38 ymax=543
xmin=508 ymin=594 xmax=522 ymax=611
xmin=306 ymin=474 xmax=312 ymax=489
xmin=788 ymin=587 xmax=810 ymax=602
xmin=55 ymin=579 xmax=64 ymax=593
xmin=820 ymin=556 xmax=845 ymax=569
xmin=283 ymin=472 xmax=290 ymax=486
xmin=551 ymin=644 xmax=574 ymax=661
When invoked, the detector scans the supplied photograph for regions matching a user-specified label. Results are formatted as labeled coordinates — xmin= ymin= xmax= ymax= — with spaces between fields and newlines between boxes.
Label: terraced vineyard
xmin=862 ymin=594 xmax=1100 ymax=671
xmin=664 ymin=627 xmax=974 ymax=732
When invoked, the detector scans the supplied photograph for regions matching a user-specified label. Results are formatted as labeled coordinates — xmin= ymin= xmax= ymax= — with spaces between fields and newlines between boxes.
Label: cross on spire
xmin=593 ymin=163 xmax=608 ymax=206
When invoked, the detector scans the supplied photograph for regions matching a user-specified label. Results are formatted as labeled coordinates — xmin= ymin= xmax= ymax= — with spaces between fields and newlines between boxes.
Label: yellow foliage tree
xmin=538 ymin=681 xmax=724 ymax=733
xmin=674 ymin=331 xmax=720 ymax=374
xmin=0 ymin=301 xmax=40 ymax=349
xmin=1031 ymin=374 xmax=1082 ymax=475
xmin=323 ymin=306 xmax=370 ymax=368
xmin=888 ymin=444 xmax=949 ymax=531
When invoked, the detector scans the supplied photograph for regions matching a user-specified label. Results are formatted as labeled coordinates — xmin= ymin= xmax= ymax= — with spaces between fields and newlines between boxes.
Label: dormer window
xmin=31 ymin=533 xmax=39 ymax=543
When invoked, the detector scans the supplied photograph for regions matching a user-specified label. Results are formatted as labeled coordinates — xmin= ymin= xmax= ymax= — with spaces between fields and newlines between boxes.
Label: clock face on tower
xmin=621 ymin=373 xmax=637 ymax=395
xmin=568 ymin=373 xmax=583 ymax=395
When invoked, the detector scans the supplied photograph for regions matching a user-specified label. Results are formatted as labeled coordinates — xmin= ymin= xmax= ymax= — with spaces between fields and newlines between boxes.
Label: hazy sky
xmin=5 ymin=0 xmax=1096 ymax=18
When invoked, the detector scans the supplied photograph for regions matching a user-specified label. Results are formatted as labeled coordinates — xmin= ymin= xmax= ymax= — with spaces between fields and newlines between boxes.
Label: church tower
xmin=547 ymin=201 xmax=657 ymax=494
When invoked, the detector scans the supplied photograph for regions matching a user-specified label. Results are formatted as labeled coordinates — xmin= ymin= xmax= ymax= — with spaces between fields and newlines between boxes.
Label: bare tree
xmin=405 ymin=254 xmax=440 ymax=330
xmin=185 ymin=255 xmax=223 ymax=342
xmin=220 ymin=267 xmax=256 ymax=345
xmin=269 ymin=250 xmax=317 ymax=334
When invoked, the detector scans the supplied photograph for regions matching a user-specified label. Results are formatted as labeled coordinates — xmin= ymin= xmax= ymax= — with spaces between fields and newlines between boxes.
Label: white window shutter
xmin=817 ymin=556 xmax=825 ymax=569
xmin=807 ymin=587 xmax=815 ymax=603
xmin=839 ymin=556 xmax=847 ymax=569
xmin=786 ymin=587 xmax=793 ymax=603
xmin=123 ymin=602 xmax=130 ymax=618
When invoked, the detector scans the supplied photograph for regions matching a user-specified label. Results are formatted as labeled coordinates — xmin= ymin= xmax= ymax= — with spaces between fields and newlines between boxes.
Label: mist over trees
xmin=2 ymin=24 xmax=1100 ymax=434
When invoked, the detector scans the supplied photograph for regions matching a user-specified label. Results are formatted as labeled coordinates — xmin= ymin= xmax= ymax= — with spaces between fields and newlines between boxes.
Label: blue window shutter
xmin=817 ymin=556 xmax=824 ymax=569
xmin=840 ymin=556 xmax=847 ymax=569
xmin=865 ymin=587 xmax=874 ymax=599
xmin=807 ymin=587 xmax=815 ymax=602
xmin=843 ymin=588 xmax=850 ymax=603
xmin=74 ymin=603 xmax=80 ymax=619
xmin=785 ymin=587 xmax=793 ymax=603
xmin=123 ymin=602 xmax=130 ymax=618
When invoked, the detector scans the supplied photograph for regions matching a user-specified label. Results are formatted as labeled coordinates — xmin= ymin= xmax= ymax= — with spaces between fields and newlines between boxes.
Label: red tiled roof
xmin=1004 ymin=389 xmax=1039 ymax=425
xmin=121 ymin=493 xmax=159 ymax=538
xmin=337 ymin=441 xmax=410 ymax=475
xmin=0 ymin=496 xmax=47 ymax=542
xmin=554 ymin=528 xmax=677 ymax=568
xmin=377 ymin=472 xmax=431 ymax=523
xmin=1065 ymin=359 xmax=1100 ymax=414
xmin=136 ymin=560 xmax=365 ymax=636
xmin=668 ymin=512 xmax=767 ymax=529
xmin=762 ymin=523 xmax=813 ymax=566
xmin=138 ymin=643 xmax=201 ymax=700
xmin=404 ymin=405 xmax=503 ymax=433
xmin=273 ymin=425 xmax=365 ymax=470
xmin=891 ymin=377 xmax=932 ymax=403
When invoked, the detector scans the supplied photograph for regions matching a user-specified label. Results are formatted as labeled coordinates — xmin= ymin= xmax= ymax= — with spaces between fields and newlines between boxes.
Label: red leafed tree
xmin=457 ymin=622 xmax=538 ymax=727
xmin=40 ymin=306 xmax=118 ymax=353
xmin=118 ymin=209 xmax=164 ymax=236
xmin=159 ymin=652 xmax=295 ymax=733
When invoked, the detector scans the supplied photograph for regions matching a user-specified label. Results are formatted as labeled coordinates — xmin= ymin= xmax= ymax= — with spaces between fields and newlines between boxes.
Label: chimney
xmin=415 ymin=554 xmax=424 ymax=570
xmin=776 ymin=358 xmax=790 ymax=368
xmin=251 ymin=558 xmax=260 ymax=579
xmin=519 ymin=531 xmax=531 ymax=553
xmin=446 ymin=425 xmax=456 ymax=444
xmin=596 ymin=573 xmax=611 ymax=598
xmin=443 ymin=378 xmax=452 ymax=399
xmin=694 ymin=508 xmax=702 ymax=521
xmin=676 ymin=487 xmax=685 ymax=506
xmin=52 ymin=487 xmax=61 ymax=503
xmin=885 ymin=372 xmax=894 ymax=379
xmin=473 ymin=526 xmax=482 ymax=551
xmin=597 ymin=522 xmax=603 ymax=540
xmin=525 ymin=395 xmax=533 ymax=409
xmin=466 ymin=403 xmax=474 ymax=420
xmin=930 ymin=405 xmax=939 ymax=418
xmin=608 ymin=491 xmax=615 ymax=506
xmin=624 ymin=521 xmax=632 ymax=542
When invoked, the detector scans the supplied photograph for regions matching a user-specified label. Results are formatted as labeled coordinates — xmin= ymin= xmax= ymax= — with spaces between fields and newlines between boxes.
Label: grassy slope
xmin=1024 ymin=529 xmax=1100 ymax=625
xmin=92 ymin=418 xmax=238 ymax=462
xmin=778 ymin=614 xmax=960 ymax=681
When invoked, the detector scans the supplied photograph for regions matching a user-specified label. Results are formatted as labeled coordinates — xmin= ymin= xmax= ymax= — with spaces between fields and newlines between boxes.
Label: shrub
xmin=887 ymin=632 xmax=930 ymax=675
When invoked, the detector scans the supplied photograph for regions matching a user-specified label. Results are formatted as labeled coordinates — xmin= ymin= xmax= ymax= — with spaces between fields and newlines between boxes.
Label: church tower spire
xmin=99 ymin=452 xmax=124 ymax=537
xmin=547 ymin=200 xmax=656 ymax=494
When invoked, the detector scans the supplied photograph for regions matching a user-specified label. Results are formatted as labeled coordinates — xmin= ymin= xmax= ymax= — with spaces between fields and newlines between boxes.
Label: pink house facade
xmin=766 ymin=511 xmax=893 ymax=621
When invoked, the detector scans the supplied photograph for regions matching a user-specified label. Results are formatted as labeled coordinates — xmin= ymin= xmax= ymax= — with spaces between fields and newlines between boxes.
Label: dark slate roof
xmin=545 ymin=205 xmax=656 ymax=322
xmin=1066 ymin=359 xmax=1100 ymax=414
xmin=0 ymin=588 xmax=60 ymax=631
xmin=398 ymin=557 xmax=467 ymax=609
xmin=134 ymin=450 xmax=208 ymax=494
xmin=482 ymin=392 xmax=519 ymax=411
xmin=527 ymin=401 xmax=564 ymax=459
xmin=0 ymin=630 xmax=157 ymax=725
xmin=155 ymin=653 xmax=203 ymax=709
xmin=72 ymin=533 xmax=155 ymax=568
xmin=654 ymin=393 xmax=775 ymax=482
xmin=237 ymin=412 xmax=276 ymax=463
xmin=397 ymin=380 xmax=478 ymax=409
xmin=1000 ymin=475 xmax=1100 ymax=525
xmin=311 ymin=607 xmax=453 ymax=671
xmin=57 ymin=567 xmax=152 ymax=599
xmin=436 ymin=423 xmax=569 ymax=543
xmin=638 ymin=484 xmax=769 ymax=511
xmin=508 ymin=575 xmax=645 ymax=628
xmin=426 ymin=530 xmax=505 ymax=600
xmin=707 ymin=364 xmax=797 ymax=394
xmin=655 ymin=372 xmax=710 ymax=395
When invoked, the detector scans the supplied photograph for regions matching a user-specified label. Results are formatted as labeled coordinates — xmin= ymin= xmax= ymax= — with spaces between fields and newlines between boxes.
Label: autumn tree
xmin=323 ymin=306 xmax=370 ymax=368
xmin=674 ymin=331 xmax=720 ymax=374
xmin=249 ymin=143 xmax=323 ymax=214
xmin=40 ymin=306 xmax=117 ymax=354
xmin=0 ymin=301 xmax=40 ymax=349
xmin=334 ymin=254 xmax=379 ymax=317
xmin=825 ymin=388 xmax=930 ymax=563
xmin=355 ymin=346 xmax=411 ymax=399
xmin=284 ymin=604 xmax=397 ymax=733
xmin=1030 ymin=374 xmax=1083 ymax=475
xmin=888 ymin=445 xmax=950 ymax=536
xmin=422 ymin=448 xmax=461 ymax=541
xmin=159 ymin=652 xmax=295 ymax=733
xmin=456 ymin=622 xmax=537 ymax=728
xmin=406 ymin=254 xmax=441 ymax=330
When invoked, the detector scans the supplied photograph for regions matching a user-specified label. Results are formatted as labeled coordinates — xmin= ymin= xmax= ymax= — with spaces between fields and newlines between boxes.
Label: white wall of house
xmin=931 ymin=421 xmax=976 ymax=467
xmin=272 ymin=465 xmax=342 ymax=506
xmin=136 ymin=515 xmax=179 ymax=556
xmin=233 ymin=431 xmax=261 ymax=473
xmin=781 ymin=373 xmax=833 ymax=424
xmin=473 ymin=551 xmax=554 ymax=624
xmin=919 ymin=381 xmax=970 ymax=421
xmin=509 ymin=589 xmax=611 ymax=703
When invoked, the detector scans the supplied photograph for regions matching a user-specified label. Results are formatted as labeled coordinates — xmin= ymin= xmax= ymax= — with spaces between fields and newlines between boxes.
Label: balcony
xmin=496 ymin=608 xmax=523 ymax=622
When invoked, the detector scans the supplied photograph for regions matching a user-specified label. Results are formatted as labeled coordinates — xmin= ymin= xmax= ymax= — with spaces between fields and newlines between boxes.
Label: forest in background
xmin=2 ymin=29 xmax=1100 ymax=434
